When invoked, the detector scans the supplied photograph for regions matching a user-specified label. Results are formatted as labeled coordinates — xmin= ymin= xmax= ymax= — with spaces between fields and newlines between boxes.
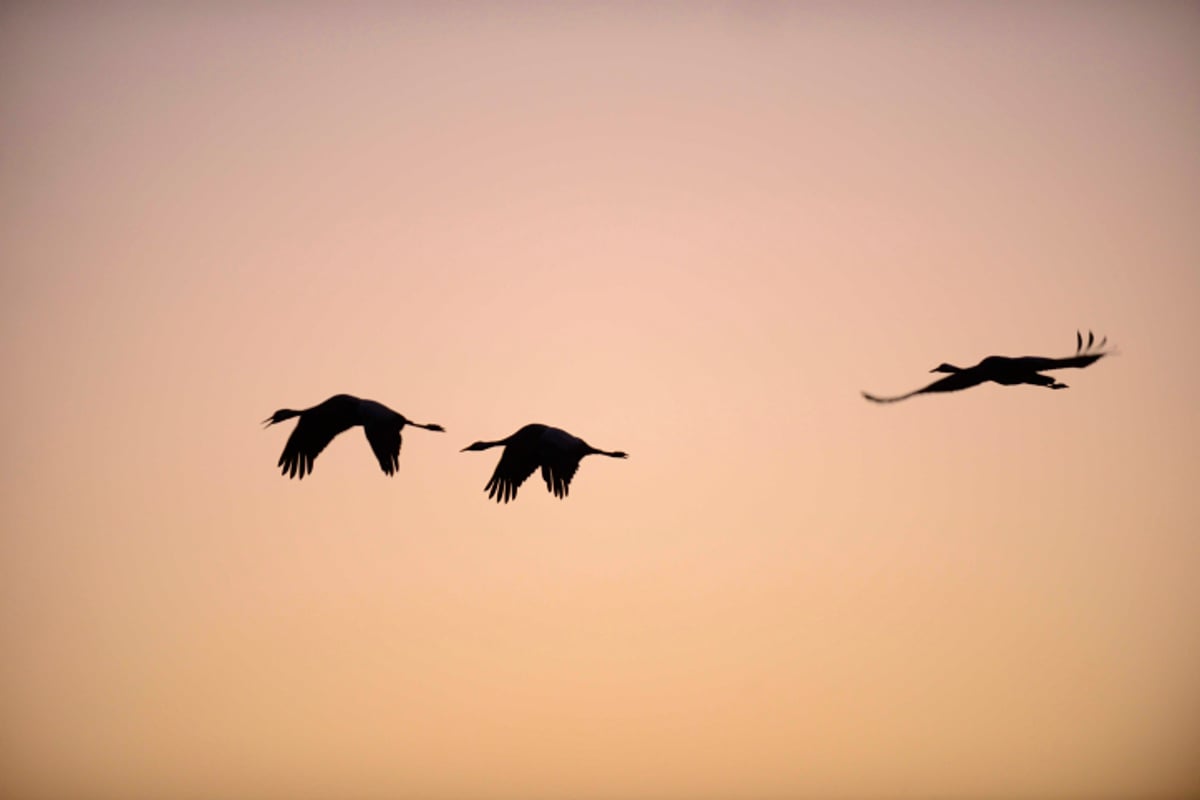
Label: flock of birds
xmin=265 ymin=331 xmax=1111 ymax=502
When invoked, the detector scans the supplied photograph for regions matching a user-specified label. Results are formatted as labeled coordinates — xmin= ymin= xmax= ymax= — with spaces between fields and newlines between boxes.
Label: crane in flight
xmin=264 ymin=394 xmax=444 ymax=478
xmin=862 ymin=330 xmax=1111 ymax=404
xmin=462 ymin=424 xmax=627 ymax=503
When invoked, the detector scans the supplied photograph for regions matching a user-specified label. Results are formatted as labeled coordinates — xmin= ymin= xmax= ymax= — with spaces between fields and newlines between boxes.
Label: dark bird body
xmin=462 ymin=424 xmax=627 ymax=503
xmin=863 ymin=331 xmax=1111 ymax=403
xmin=264 ymin=394 xmax=444 ymax=478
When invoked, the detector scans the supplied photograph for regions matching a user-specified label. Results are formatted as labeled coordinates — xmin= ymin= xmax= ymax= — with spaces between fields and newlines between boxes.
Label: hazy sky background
xmin=2 ymin=2 xmax=1198 ymax=798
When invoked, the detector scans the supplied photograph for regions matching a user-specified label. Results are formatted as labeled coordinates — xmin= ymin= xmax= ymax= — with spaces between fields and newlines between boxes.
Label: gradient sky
xmin=2 ymin=2 xmax=1199 ymax=798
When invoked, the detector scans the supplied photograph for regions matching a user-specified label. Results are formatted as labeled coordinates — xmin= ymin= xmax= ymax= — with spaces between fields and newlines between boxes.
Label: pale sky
xmin=2 ymin=2 xmax=1199 ymax=798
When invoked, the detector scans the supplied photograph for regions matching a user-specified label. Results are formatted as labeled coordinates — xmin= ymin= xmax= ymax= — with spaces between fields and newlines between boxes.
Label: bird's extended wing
xmin=364 ymin=423 xmax=402 ymax=476
xmin=541 ymin=457 xmax=582 ymax=499
xmin=485 ymin=447 xmax=540 ymax=503
xmin=862 ymin=368 xmax=987 ymax=403
xmin=1018 ymin=329 xmax=1109 ymax=371
xmin=1011 ymin=353 xmax=1106 ymax=372
xmin=278 ymin=406 xmax=356 ymax=479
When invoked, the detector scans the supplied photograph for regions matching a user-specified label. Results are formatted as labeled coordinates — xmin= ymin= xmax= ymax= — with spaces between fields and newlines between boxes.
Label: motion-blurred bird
xmin=263 ymin=394 xmax=444 ymax=478
xmin=862 ymin=330 xmax=1111 ymax=403
xmin=461 ymin=424 xmax=628 ymax=503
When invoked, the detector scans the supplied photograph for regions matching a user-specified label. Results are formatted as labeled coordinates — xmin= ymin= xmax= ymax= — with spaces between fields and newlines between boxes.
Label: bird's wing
xmin=363 ymin=423 xmax=401 ymax=476
xmin=541 ymin=457 xmax=582 ymax=499
xmin=485 ymin=447 xmax=540 ymax=503
xmin=1013 ymin=353 xmax=1106 ymax=372
xmin=862 ymin=369 xmax=987 ymax=403
xmin=278 ymin=408 xmax=356 ymax=479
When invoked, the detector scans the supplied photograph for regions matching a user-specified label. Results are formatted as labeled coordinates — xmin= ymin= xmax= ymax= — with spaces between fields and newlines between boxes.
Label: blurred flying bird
xmin=264 ymin=394 xmax=444 ymax=478
xmin=862 ymin=330 xmax=1111 ymax=403
xmin=461 ymin=424 xmax=628 ymax=503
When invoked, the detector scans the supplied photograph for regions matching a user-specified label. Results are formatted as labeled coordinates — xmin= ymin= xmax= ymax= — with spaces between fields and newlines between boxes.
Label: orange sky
xmin=2 ymin=3 xmax=1198 ymax=798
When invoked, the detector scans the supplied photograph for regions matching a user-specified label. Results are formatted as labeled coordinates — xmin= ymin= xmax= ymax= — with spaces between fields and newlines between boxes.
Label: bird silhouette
xmin=461 ymin=424 xmax=628 ymax=503
xmin=862 ymin=330 xmax=1111 ymax=403
xmin=263 ymin=394 xmax=444 ymax=478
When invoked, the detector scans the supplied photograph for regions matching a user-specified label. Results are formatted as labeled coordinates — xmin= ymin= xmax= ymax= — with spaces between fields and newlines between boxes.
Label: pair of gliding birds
xmin=262 ymin=394 xmax=627 ymax=503
xmin=265 ymin=331 xmax=1111 ymax=500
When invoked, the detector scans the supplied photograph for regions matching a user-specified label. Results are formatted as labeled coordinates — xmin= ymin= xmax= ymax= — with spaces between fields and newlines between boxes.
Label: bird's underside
xmin=482 ymin=447 xmax=583 ymax=503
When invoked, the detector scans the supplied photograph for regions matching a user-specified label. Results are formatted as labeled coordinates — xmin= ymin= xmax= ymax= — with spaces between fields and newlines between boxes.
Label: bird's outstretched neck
xmin=263 ymin=408 xmax=301 ymax=427
xmin=590 ymin=447 xmax=629 ymax=458
xmin=461 ymin=439 xmax=507 ymax=452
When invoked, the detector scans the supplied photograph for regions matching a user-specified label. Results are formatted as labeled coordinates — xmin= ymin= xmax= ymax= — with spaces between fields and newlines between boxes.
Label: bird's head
xmin=262 ymin=408 xmax=300 ymax=427
xmin=460 ymin=440 xmax=492 ymax=452
xmin=930 ymin=362 xmax=961 ymax=374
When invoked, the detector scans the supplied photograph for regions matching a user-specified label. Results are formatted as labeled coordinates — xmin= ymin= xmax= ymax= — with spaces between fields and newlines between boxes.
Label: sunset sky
xmin=2 ymin=2 xmax=1198 ymax=798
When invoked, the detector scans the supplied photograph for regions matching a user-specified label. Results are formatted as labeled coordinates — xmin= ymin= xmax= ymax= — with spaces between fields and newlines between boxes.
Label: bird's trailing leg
xmin=1026 ymin=373 xmax=1068 ymax=390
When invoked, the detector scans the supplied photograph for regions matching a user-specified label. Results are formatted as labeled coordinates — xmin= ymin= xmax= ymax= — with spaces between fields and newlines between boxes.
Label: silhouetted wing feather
xmin=541 ymin=457 xmax=582 ymax=499
xmin=1013 ymin=353 xmax=1105 ymax=372
xmin=278 ymin=405 xmax=356 ymax=479
xmin=485 ymin=447 xmax=539 ymax=503
xmin=364 ymin=423 xmax=402 ymax=476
